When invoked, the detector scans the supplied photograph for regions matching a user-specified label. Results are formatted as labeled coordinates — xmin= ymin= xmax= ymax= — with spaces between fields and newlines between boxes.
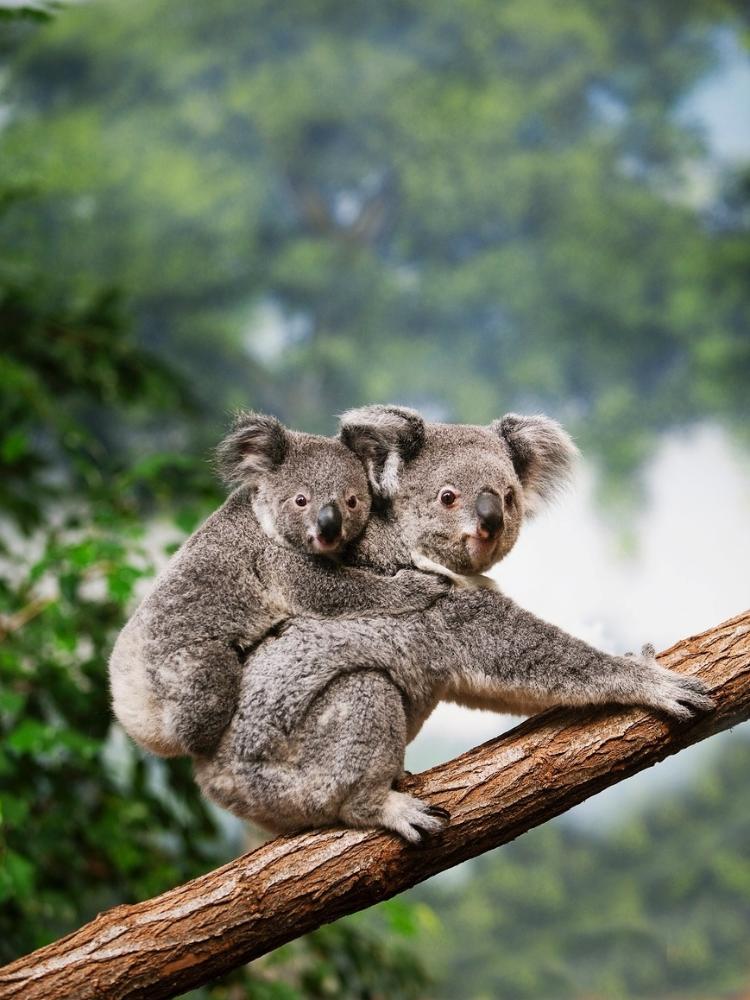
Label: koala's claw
xmin=627 ymin=643 xmax=714 ymax=719
xmin=668 ymin=680 xmax=715 ymax=718
xmin=624 ymin=644 xmax=657 ymax=661
xmin=380 ymin=791 xmax=450 ymax=844
xmin=392 ymin=769 xmax=414 ymax=791
xmin=424 ymin=804 xmax=451 ymax=821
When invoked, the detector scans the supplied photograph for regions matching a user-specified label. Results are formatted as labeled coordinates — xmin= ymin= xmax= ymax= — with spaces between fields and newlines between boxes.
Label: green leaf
xmin=0 ymin=850 xmax=35 ymax=903
xmin=6 ymin=719 xmax=56 ymax=754
xmin=106 ymin=564 xmax=142 ymax=602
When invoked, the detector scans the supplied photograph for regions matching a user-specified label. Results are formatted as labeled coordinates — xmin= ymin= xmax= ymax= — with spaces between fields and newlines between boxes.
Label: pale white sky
xmin=681 ymin=28 xmax=750 ymax=164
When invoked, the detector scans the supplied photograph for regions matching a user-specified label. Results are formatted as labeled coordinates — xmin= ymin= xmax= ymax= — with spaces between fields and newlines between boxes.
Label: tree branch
xmin=2 ymin=609 xmax=749 ymax=1000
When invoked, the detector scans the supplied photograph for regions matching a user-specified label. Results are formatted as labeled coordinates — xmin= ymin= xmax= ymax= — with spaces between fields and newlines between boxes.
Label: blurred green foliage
xmin=0 ymin=215 xmax=228 ymax=955
xmin=0 ymin=11 xmax=432 ymax=994
xmin=0 ymin=185 xmax=220 ymax=954
xmin=2 ymin=0 xmax=750 ymax=489
xmin=0 ymin=198 xmax=431 ymax=997
xmin=1 ymin=0 xmax=749 ymax=997
xmin=208 ymin=902 xmax=435 ymax=1000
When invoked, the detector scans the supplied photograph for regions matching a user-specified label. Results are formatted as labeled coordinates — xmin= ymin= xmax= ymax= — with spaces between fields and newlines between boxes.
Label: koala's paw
xmin=395 ymin=568 xmax=452 ymax=605
xmin=458 ymin=573 xmax=499 ymax=592
xmin=380 ymin=791 xmax=450 ymax=844
xmin=625 ymin=644 xmax=715 ymax=720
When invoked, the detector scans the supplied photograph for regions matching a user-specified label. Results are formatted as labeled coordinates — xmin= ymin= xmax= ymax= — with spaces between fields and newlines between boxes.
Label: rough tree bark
xmin=1 ymin=609 xmax=749 ymax=1000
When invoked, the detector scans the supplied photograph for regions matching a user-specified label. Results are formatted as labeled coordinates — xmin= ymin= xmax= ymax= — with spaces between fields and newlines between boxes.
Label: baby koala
xmin=109 ymin=412 xmax=447 ymax=759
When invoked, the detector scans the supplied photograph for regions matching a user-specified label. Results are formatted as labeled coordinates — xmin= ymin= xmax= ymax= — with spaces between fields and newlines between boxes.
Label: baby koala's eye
xmin=346 ymin=495 xmax=358 ymax=510
xmin=440 ymin=489 xmax=457 ymax=507
xmin=295 ymin=494 xmax=308 ymax=507
xmin=504 ymin=488 xmax=515 ymax=508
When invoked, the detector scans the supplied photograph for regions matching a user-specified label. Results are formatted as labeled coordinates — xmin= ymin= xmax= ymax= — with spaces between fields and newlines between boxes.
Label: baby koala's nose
xmin=475 ymin=491 xmax=503 ymax=540
xmin=317 ymin=502 xmax=343 ymax=544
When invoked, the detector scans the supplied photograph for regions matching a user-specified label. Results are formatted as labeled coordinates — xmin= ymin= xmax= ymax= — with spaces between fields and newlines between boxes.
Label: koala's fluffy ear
xmin=339 ymin=404 xmax=425 ymax=498
xmin=492 ymin=413 xmax=578 ymax=514
xmin=215 ymin=411 xmax=288 ymax=487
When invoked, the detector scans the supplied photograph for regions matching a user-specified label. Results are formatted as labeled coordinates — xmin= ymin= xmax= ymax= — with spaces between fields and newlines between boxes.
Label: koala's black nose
xmin=475 ymin=491 xmax=503 ymax=540
xmin=317 ymin=503 xmax=343 ymax=543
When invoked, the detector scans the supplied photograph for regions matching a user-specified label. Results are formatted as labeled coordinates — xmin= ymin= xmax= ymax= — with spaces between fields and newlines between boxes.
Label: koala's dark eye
xmin=440 ymin=489 xmax=457 ymax=507
xmin=295 ymin=494 xmax=308 ymax=507
xmin=504 ymin=489 xmax=515 ymax=508
xmin=346 ymin=495 xmax=358 ymax=510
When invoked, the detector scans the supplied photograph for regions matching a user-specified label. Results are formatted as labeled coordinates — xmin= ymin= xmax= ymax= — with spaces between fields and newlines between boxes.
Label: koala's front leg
xmin=270 ymin=549 xmax=450 ymax=617
xmin=436 ymin=591 xmax=714 ymax=720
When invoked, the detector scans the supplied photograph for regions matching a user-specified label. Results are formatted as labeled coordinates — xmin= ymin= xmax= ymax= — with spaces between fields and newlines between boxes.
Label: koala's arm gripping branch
xmin=2 ymin=609 xmax=749 ymax=1000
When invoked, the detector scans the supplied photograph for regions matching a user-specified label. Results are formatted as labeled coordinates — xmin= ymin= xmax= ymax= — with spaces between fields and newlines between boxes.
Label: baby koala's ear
xmin=491 ymin=413 xmax=579 ymax=514
xmin=339 ymin=404 xmax=425 ymax=499
xmin=215 ymin=411 xmax=288 ymax=487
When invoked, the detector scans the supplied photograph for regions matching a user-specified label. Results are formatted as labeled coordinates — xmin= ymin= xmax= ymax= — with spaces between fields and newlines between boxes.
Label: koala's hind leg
xmin=147 ymin=639 xmax=242 ymax=757
xmin=198 ymin=670 xmax=448 ymax=843
xmin=299 ymin=670 xmax=448 ymax=843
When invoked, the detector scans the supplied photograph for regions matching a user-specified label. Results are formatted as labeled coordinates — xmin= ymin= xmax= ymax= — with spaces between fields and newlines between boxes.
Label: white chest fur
xmin=410 ymin=550 xmax=499 ymax=591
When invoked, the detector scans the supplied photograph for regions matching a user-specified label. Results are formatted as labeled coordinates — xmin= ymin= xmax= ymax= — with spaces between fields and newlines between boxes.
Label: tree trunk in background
xmin=1 ymin=609 xmax=748 ymax=1000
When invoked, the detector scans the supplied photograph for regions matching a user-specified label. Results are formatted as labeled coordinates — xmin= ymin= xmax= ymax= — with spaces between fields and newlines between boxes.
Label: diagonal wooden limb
xmin=1 ymin=609 xmax=749 ymax=1000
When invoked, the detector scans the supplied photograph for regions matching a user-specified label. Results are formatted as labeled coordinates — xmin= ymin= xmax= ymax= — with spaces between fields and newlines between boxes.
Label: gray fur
xmin=492 ymin=412 xmax=579 ymax=514
xmin=195 ymin=405 xmax=714 ymax=843
xmin=339 ymin=404 xmax=426 ymax=498
xmin=108 ymin=412 xmax=448 ymax=759
xmin=215 ymin=411 xmax=288 ymax=486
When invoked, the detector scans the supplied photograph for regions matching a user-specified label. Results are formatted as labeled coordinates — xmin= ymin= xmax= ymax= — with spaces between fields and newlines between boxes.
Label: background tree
xmin=2 ymin=0 xmax=749 ymax=483
xmin=0 ymin=8 xmax=432 ymax=997
xmin=1 ymin=0 xmax=749 ymax=996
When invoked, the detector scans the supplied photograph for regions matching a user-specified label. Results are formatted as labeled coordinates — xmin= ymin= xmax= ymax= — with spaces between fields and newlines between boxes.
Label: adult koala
xmin=195 ymin=406 xmax=714 ymax=842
